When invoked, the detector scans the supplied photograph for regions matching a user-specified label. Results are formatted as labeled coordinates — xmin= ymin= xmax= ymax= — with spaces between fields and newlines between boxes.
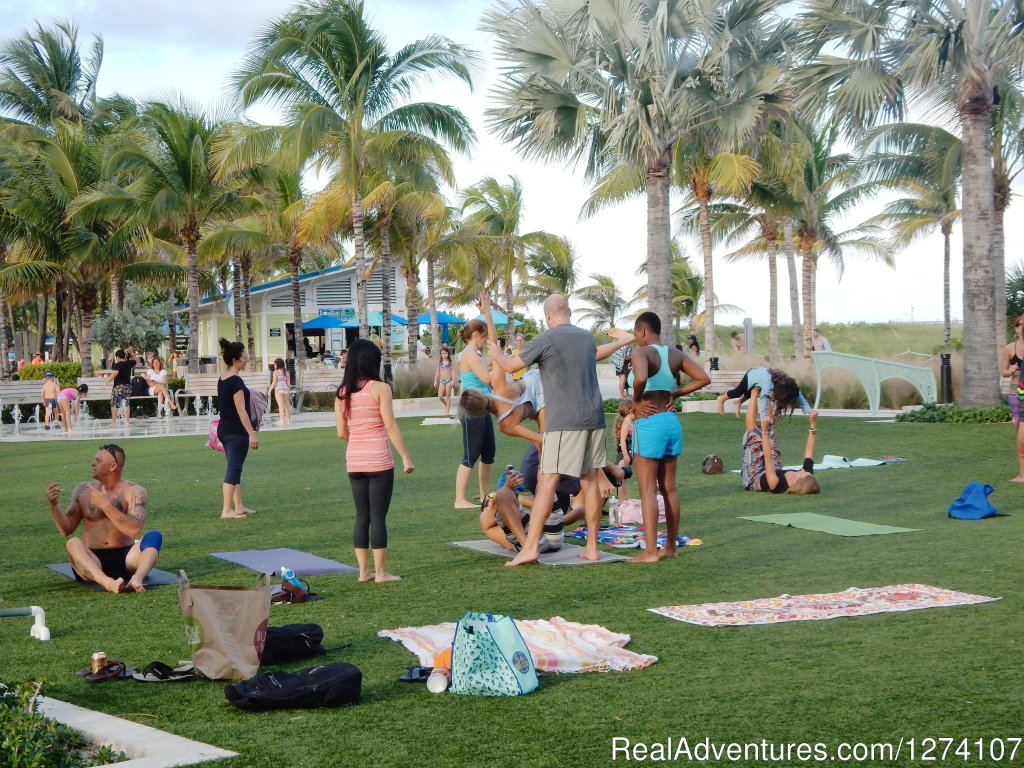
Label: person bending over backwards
xmin=740 ymin=387 xmax=820 ymax=494
xmin=716 ymin=366 xmax=811 ymax=421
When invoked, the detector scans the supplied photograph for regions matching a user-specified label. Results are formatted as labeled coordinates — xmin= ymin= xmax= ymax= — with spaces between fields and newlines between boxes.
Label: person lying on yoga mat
xmin=740 ymin=390 xmax=820 ymax=495
xmin=716 ymin=366 xmax=811 ymax=420
xmin=45 ymin=443 xmax=163 ymax=592
xmin=479 ymin=470 xmax=564 ymax=554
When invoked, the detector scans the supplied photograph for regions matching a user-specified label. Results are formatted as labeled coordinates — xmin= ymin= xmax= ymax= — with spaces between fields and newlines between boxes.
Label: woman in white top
xmin=145 ymin=357 xmax=178 ymax=415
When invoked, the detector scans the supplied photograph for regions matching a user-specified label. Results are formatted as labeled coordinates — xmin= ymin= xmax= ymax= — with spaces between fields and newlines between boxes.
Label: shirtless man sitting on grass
xmin=46 ymin=443 xmax=163 ymax=593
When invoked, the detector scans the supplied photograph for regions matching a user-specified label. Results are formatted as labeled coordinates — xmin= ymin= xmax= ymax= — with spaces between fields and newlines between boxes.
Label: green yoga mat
xmin=738 ymin=512 xmax=920 ymax=537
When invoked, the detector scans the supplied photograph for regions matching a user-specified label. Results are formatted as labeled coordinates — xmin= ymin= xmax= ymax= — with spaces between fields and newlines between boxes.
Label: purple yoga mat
xmin=210 ymin=547 xmax=357 ymax=576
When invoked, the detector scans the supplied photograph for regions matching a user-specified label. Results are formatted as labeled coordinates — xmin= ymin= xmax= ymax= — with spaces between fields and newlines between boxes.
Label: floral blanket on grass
xmin=650 ymin=584 xmax=999 ymax=627
xmin=565 ymin=525 xmax=702 ymax=549
xmin=380 ymin=616 xmax=657 ymax=672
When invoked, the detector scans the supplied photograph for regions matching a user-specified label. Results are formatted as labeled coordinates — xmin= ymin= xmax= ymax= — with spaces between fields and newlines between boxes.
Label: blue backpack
xmin=948 ymin=482 xmax=1000 ymax=519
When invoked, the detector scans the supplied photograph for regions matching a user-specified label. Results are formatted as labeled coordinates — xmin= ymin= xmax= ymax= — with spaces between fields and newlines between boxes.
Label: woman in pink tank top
xmin=335 ymin=340 xmax=415 ymax=583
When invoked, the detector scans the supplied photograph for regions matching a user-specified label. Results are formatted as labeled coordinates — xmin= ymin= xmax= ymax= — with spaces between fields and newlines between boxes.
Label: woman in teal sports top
xmin=454 ymin=319 xmax=495 ymax=508
xmin=627 ymin=312 xmax=710 ymax=563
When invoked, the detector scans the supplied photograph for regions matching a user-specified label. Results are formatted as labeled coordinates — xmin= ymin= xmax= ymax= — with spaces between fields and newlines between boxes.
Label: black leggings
xmin=726 ymin=372 xmax=752 ymax=400
xmin=460 ymin=413 xmax=495 ymax=468
xmin=221 ymin=432 xmax=249 ymax=485
xmin=350 ymin=469 xmax=395 ymax=549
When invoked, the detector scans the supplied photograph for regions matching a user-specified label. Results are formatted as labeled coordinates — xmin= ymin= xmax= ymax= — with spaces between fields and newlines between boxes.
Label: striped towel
xmin=379 ymin=616 xmax=657 ymax=673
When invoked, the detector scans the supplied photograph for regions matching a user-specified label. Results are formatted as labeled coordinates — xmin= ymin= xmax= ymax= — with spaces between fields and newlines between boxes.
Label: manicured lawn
xmin=2 ymin=414 xmax=1022 ymax=767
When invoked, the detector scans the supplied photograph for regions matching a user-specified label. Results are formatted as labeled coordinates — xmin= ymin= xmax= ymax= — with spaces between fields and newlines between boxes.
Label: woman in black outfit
xmin=109 ymin=347 xmax=137 ymax=428
xmin=217 ymin=338 xmax=258 ymax=519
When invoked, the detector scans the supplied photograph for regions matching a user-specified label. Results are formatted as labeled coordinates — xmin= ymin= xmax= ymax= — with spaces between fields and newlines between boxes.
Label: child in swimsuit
xmin=434 ymin=347 xmax=455 ymax=417
xmin=269 ymin=357 xmax=292 ymax=426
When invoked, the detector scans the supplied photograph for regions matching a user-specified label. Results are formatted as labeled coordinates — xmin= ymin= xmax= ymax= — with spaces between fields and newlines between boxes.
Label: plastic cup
xmin=427 ymin=668 xmax=450 ymax=694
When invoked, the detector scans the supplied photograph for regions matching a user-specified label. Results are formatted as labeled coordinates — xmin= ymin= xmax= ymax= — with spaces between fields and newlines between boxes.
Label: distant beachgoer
xmin=108 ymin=348 xmax=138 ymax=428
xmin=146 ymin=357 xmax=178 ymax=415
xmin=434 ymin=347 xmax=456 ymax=418
xmin=40 ymin=371 xmax=60 ymax=430
xmin=687 ymin=334 xmax=700 ymax=357
xmin=57 ymin=383 xmax=88 ymax=432
xmin=730 ymin=331 xmax=745 ymax=354
xmin=811 ymin=327 xmax=832 ymax=352
xmin=269 ymin=357 xmax=292 ymax=426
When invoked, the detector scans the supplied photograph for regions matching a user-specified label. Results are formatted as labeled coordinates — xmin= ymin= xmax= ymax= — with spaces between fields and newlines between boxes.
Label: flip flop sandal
xmin=398 ymin=665 xmax=433 ymax=683
xmin=132 ymin=661 xmax=195 ymax=682
xmin=84 ymin=660 xmax=133 ymax=683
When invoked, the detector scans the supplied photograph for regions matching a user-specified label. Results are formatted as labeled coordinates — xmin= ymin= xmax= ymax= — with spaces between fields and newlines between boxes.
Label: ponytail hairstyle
xmin=461 ymin=319 xmax=487 ymax=344
xmin=219 ymin=338 xmax=245 ymax=367
xmin=335 ymin=339 xmax=382 ymax=418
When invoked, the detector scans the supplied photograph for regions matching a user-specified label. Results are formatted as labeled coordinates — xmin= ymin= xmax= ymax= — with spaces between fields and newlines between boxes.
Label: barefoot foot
xmin=579 ymin=546 xmax=600 ymax=562
xmin=106 ymin=577 xmax=125 ymax=593
xmin=627 ymin=551 xmax=660 ymax=563
xmin=506 ymin=547 xmax=539 ymax=566
xmin=358 ymin=573 xmax=374 ymax=583
xmin=715 ymin=395 xmax=727 ymax=416
xmin=658 ymin=546 xmax=679 ymax=558
xmin=220 ymin=511 xmax=248 ymax=519
xmin=375 ymin=572 xmax=401 ymax=583
xmin=453 ymin=500 xmax=478 ymax=509
xmin=126 ymin=578 xmax=146 ymax=592
xmin=1011 ymin=475 xmax=1024 ymax=483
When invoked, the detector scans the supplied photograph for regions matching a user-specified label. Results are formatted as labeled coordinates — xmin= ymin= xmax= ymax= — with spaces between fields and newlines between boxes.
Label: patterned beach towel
xmin=650 ymin=584 xmax=999 ymax=627
xmin=565 ymin=525 xmax=702 ymax=549
xmin=380 ymin=616 xmax=657 ymax=672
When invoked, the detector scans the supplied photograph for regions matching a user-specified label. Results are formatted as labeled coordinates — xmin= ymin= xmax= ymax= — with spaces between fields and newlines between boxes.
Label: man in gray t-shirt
xmin=486 ymin=293 xmax=632 ymax=566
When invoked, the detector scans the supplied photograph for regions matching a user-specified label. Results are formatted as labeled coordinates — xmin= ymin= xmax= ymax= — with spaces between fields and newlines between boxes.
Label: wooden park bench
xmin=296 ymin=366 xmax=343 ymax=412
xmin=0 ymin=381 xmax=43 ymax=429
xmin=704 ymin=369 xmax=746 ymax=395
xmin=176 ymin=371 xmax=270 ymax=416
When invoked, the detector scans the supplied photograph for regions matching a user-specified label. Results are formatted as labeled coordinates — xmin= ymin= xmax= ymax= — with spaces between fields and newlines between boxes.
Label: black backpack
xmin=224 ymin=662 xmax=362 ymax=711
xmin=130 ymin=375 xmax=148 ymax=397
xmin=261 ymin=623 xmax=326 ymax=665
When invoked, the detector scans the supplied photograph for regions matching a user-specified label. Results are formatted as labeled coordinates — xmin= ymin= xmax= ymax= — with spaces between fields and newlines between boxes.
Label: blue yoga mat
xmin=45 ymin=563 xmax=178 ymax=590
xmin=210 ymin=547 xmax=357 ymax=576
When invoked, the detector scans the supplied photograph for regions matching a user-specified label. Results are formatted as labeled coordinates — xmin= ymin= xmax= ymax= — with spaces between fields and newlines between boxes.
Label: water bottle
xmin=280 ymin=567 xmax=304 ymax=591
xmin=607 ymin=497 xmax=620 ymax=528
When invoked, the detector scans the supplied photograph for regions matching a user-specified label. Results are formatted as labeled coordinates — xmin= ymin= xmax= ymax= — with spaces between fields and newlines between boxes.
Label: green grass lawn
xmin=2 ymin=414 xmax=1022 ymax=768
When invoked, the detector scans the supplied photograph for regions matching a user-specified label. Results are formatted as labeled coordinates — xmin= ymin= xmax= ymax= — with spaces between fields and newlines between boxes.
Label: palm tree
xmin=857 ymin=124 xmax=962 ymax=349
xmin=518 ymin=235 xmax=578 ymax=307
xmin=575 ymin=274 xmax=629 ymax=332
xmin=632 ymin=251 xmax=719 ymax=341
xmin=459 ymin=176 xmax=561 ymax=343
xmin=797 ymin=0 xmax=1023 ymax=403
xmin=71 ymin=99 xmax=256 ymax=373
xmin=992 ymin=81 xmax=1024 ymax=340
xmin=484 ymin=0 xmax=792 ymax=336
xmin=234 ymin=0 xmax=476 ymax=341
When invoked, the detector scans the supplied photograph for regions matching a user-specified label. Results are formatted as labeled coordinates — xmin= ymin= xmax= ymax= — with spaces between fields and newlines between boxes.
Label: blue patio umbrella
xmin=415 ymin=311 xmax=465 ymax=344
xmin=472 ymin=310 xmax=522 ymax=327
xmin=366 ymin=311 xmax=408 ymax=326
xmin=302 ymin=315 xmax=349 ymax=330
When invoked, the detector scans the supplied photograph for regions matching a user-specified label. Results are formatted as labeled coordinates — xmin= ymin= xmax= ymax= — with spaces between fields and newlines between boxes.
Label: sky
xmin=1 ymin=0 xmax=1017 ymax=328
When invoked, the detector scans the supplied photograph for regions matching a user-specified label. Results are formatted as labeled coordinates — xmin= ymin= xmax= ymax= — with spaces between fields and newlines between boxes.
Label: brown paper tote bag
xmin=177 ymin=570 xmax=271 ymax=680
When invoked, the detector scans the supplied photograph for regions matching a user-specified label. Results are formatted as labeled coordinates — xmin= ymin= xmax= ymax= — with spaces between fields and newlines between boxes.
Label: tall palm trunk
xmin=766 ymin=228 xmax=779 ymax=361
xmin=185 ymin=230 xmax=201 ymax=374
xmin=288 ymin=235 xmax=306 ymax=370
xmin=646 ymin=153 xmax=674 ymax=344
xmin=380 ymin=213 xmax=394 ymax=382
xmin=36 ymin=293 xmax=47 ymax=358
xmin=942 ymin=221 xmax=952 ymax=350
xmin=353 ymin=193 xmax=368 ymax=340
xmin=783 ymin=219 xmax=801 ymax=359
xmin=77 ymin=283 xmax=99 ymax=377
xmin=53 ymin=283 xmax=64 ymax=363
xmin=166 ymin=286 xmax=177 ymax=361
xmin=800 ymin=247 xmax=815 ymax=358
xmin=959 ymin=108 xmax=998 ymax=406
xmin=232 ymin=254 xmax=243 ymax=342
xmin=0 ymin=246 xmax=9 ymax=375
xmin=405 ymin=266 xmax=419 ymax=369
xmin=994 ymin=176 xmax=1009 ymax=343
xmin=426 ymin=251 xmax=439 ymax=354
xmin=241 ymin=253 xmax=255 ymax=371
xmin=503 ymin=270 xmax=514 ymax=346
xmin=696 ymin=186 xmax=715 ymax=359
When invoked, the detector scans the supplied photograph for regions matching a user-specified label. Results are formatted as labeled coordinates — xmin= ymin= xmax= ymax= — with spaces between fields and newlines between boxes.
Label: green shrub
xmin=896 ymin=402 xmax=1011 ymax=424
xmin=391 ymin=366 xmax=438 ymax=399
xmin=15 ymin=363 xmax=82 ymax=389
xmin=0 ymin=678 xmax=124 ymax=767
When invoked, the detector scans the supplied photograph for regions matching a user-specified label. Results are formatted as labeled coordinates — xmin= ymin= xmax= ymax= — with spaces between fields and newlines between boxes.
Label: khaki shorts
xmin=539 ymin=428 xmax=607 ymax=477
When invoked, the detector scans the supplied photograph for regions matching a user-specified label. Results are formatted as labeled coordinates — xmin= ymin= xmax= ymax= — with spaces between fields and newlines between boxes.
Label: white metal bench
xmin=812 ymin=351 xmax=937 ymax=415
xmin=0 ymin=381 xmax=43 ymax=431
xmin=296 ymin=367 xmax=343 ymax=412
xmin=176 ymin=371 xmax=270 ymax=416
xmin=704 ymin=370 xmax=746 ymax=395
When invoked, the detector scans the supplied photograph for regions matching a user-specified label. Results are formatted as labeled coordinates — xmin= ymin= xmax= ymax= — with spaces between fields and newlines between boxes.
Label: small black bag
xmin=261 ymin=623 xmax=326 ymax=665
xmin=130 ymin=375 xmax=148 ymax=397
xmin=224 ymin=662 xmax=362 ymax=711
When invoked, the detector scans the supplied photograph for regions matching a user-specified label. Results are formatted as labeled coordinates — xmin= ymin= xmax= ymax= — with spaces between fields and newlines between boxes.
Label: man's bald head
xmin=543 ymin=293 xmax=571 ymax=326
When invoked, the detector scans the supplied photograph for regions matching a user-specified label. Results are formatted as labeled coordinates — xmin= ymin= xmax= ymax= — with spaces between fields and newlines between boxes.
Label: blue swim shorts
xmin=632 ymin=411 xmax=682 ymax=459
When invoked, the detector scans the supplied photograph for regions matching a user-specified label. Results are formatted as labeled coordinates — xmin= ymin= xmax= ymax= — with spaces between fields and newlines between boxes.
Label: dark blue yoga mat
xmin=210 ymin=547 xmax=357 ymax=576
